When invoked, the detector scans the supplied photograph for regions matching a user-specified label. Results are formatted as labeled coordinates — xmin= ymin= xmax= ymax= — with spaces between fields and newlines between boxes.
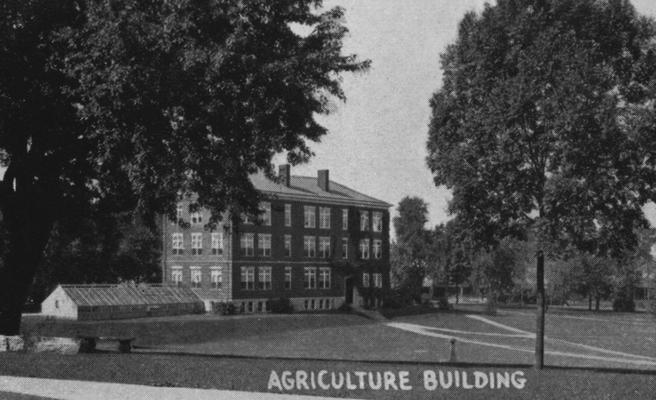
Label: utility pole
xmin=535 ymin=249 xmax=545 ymax=369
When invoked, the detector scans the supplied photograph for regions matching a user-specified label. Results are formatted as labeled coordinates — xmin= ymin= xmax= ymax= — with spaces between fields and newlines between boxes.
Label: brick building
xmin=161 ymin=166 xmax=392 ymax=312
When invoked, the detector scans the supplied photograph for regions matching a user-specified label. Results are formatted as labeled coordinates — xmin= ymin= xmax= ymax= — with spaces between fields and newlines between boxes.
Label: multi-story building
xmin=161 ymin=165 xmax=392 ymax=312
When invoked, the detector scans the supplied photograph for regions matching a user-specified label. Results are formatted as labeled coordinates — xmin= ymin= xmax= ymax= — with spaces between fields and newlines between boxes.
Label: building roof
xmin=52 ymin=284 xmax=202 ymax=307
xmin=250 ymin=174 xmax=393 ymax=209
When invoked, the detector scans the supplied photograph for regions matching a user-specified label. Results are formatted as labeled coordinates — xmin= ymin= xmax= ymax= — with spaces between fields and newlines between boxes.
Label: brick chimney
xmin=318 ymin=169 xmax=329 ymax=192
xmin=279 ymin=164 xmax=291 ymax=187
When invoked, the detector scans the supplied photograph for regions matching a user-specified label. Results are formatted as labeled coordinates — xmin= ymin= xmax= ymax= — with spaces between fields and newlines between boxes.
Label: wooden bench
xmin=77 ymin=336 xmax=135 ymax=353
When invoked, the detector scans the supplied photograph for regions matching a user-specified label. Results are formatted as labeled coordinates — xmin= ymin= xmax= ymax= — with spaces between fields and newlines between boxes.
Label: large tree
xmin=0 ymin=0 xmax=368 ymax=334
xmin=427 ymin=0 xmax=656 ymax=368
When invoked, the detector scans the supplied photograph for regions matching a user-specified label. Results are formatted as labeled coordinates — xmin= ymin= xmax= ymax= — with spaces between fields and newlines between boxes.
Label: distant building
xmin=161 ymin=166 xmax=392 ymax=312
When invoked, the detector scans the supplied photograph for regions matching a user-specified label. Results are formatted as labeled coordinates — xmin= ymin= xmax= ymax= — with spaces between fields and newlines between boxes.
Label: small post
xmin=449 ymin=338 xmax=457 ymax=362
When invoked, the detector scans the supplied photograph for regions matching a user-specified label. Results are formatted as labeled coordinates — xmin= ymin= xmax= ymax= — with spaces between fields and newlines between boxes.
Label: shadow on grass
xmin=20 ymin=312 xmax=378 ymax=347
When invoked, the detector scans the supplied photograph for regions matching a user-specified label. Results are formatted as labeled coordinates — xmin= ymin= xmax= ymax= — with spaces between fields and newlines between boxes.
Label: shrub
xmin=269 ymin=297 xmax=294 ymax=314
xmin=436 ymin=296 xmax=451 ymax=311
xmin=612 ymin=291 xmax=635 ymax=312
xmin=213 ymin=301 xmax=237 ymax=315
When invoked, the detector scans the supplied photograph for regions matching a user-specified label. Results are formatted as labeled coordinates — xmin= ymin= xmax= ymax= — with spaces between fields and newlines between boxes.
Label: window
xmin=258 ymin=234 xmax=272 ymax=257
xmin=284 ymin=266 xmax=292 ymax=289
xmin=374 ymin=273 xmax=383 ymax=288
xmin=171 ymin=267 xmax=183 ymax=286
xmin=191 ymin=233 xmax=203 ymax=255
xmin=373 ymin=239 xmax=382 ymax=259
xmin=359 ymin=239 xmax=370 ymax=259
xmin=362 ymin=273 xmax=370 ymax=288
xmin=284 ymin=235 xmax=292 ymax=257
xmin=210 ymin=267 xmax=223 ymax=289
xmin=360 ymin=210 xmax=369 ymax=231
xmin=261 ymin=202 xmax=271 ymax=226
xmin=304 ymin=206 xmax=316 ymax=228
xmin=211 ymin=232 xmax=224 ymax=255
xmin=304 ymin=236 xmax=316 ymax=258
xmin=319 ymin=267 xmax=331 ymax=289
xmin=304 ymin=267 xmax=317 ymax=289
xmin=191 ymin=211 xmax=202 ymax=225
xmin=171 ymin=233 xmax=184 ymax=255
xmin=342 ymin=209 xmax=348 ymax=230
xmin=240 ymin=233 xmax=254 ymax=256
xmin=284 ymin=204 xmax=292 ymax=227
xmin=258 ymin=266 xmax=272 ymax=290
xmin=342 ymin=237 xmax=349 ymax=259
xmin=176 ymin=203 xmax=183 ymax=221
xmin=319 ymin=299 xmax=324 ymax=309
xmin=190 ymin=267 xmax=202 ymax=288
xmin=373 ymin=212 xmax=383 ymax=232
xmin=319 ymin=207 xmax=331 ymax=229
xmin=319 ymin=237 xmax=331 ymax=258
xmin=241 ymin=213 xmax=252 ymax=225
xmin=240 ymin=266 xmax=255 ymax=290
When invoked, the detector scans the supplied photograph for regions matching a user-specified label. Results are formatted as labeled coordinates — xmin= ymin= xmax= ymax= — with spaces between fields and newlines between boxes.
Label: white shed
xmin=41 ymin=284 xmax=204 ymax=320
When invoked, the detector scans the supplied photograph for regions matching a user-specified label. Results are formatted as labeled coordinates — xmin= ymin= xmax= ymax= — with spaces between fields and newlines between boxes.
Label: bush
xmin=269 ymin=297 xmax=294 ymax=313
xmin=212 ymin=301 xmax=237 ymax=315
xmin=612 ymin=293 xmax=635 ymax=312
xmin=436 ymin=296 xmax=451 ymax=311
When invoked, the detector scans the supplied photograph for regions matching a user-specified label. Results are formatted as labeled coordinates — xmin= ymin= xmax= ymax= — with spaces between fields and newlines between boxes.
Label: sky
xmin=274 ymin=0 xmax=656 ymax=232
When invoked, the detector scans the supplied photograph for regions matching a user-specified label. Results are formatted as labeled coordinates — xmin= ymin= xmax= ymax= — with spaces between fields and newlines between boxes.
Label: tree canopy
xmin=0 ymin=0 xmax=368 ymax=334
xmin=427 ymin=0 xmax=656 ymax=256
xmin=426 ymin=0 xmax=656 ymax=367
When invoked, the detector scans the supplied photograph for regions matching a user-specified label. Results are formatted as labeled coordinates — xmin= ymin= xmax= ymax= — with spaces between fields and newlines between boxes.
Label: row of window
xmin=238 ymin=298 xmax=336 ymax=313
xmin=170 ymin=266 xmax=333 ymax=291
xmin=362 ymin=272 xmax=384 ymax=288
xmin=179 ymin=202 xmax=384 ymax=232
xmin=240 ymin=266 xmax=331 ymax=290
xmin=171 ymin=232 xmax=224 ymax=255
xmin=239 ymin=233 xmax=383 ymax=259
xmin=171 ymin=266 xmax=224 ymax=289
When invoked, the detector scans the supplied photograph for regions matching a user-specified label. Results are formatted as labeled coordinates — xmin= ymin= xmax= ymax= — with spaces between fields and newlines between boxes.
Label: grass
xmin=0 ymin=352 xmax=654 ymax=399
xmin=6 ymin=306 xmax=654 ymax=398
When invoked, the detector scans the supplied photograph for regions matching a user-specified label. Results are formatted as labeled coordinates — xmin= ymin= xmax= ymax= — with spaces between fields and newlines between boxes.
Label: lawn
xmin=18 ymin=307 xmax=656 ymax=370
xmin=1 ymin=352 xmax=655 ymax=400
xmin=5 ymin=306 xmax=654 ymax=399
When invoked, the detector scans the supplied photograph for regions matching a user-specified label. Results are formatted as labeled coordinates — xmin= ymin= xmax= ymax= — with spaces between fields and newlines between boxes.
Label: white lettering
xmin=317 ymin=370 xmax=330 ymax=390
xmin=511 ymin=371 xmax=526 ymax=389
xmin=399 ymin=371 xmax=412 ymax=390
xmin=296 ymin=370 xmax=309 ymax=390
xmin=331 ymin=372 xmax=344 ymax=389
xmin=368 ymin=372 xmax=383 ymax=390
xmin=496 ymin=372 xmax=510 ymax=389
xmin=267 ymin=371 xmax=283 ymax=391
xmin=439 ymin=370 xmax=453 ymax=389
xmin=474 ymin=371 xmax=489 ymax=389
xmin=354 ymin=371 xmax=367 ymax=389
xmin=423 ymin=370 xmax=438 ymax=391
xmin=461 ymin=372 xmax=473 ymax=389
xmin=346 ymin=372 xmax=357 ymax=390
xmin=282 ymin=371 xmax=294 ymax=391
xmin=383 ymin=371 xmax=398 ymax=390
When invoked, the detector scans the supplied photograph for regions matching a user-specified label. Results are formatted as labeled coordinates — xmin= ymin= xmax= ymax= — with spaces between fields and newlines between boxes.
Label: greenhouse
xmin=41 ymin=284 xmax=204 ymax=320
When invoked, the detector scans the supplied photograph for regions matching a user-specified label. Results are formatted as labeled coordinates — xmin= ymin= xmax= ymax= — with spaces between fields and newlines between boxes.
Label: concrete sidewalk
xmin=0 ymin=376 xmax=357 ymax=400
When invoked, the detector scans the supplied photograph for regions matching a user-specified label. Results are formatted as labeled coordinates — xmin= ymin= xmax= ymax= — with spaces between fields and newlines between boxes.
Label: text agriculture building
xmin=161 ymin=166 xmax=392 ymax=313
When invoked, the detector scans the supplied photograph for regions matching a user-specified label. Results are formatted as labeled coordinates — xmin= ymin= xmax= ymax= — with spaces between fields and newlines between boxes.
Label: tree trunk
xmin=0 ymin=191 xmax=53 ymax=335
xmin=535 ymin=250 xmax=545 ymax=369
xmin=595 ymin=295 xmax=601 ymax=312
xmin=455 ymin=284 xmax=460 ymax=305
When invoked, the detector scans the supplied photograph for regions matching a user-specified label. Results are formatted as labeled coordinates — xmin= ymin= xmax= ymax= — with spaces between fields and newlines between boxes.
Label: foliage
xmin=29 ymin=211 xmax=161 ymax=305
xmin=390 ymin=197 xmax=432 ymax=302
xmin=0 ymin=0 xmax=368 ymax=334
xmin=427 ymin=0 xmax=656 ymax=256
xmin=268 ymin=297 xmax=294 ymax=314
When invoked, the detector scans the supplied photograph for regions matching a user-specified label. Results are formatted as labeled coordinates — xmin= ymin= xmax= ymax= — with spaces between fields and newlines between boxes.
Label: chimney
xmin=279 ymin=164 xmax=291 ymax=187
xmin=318 ymin=169 xmax=329 ymax=192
